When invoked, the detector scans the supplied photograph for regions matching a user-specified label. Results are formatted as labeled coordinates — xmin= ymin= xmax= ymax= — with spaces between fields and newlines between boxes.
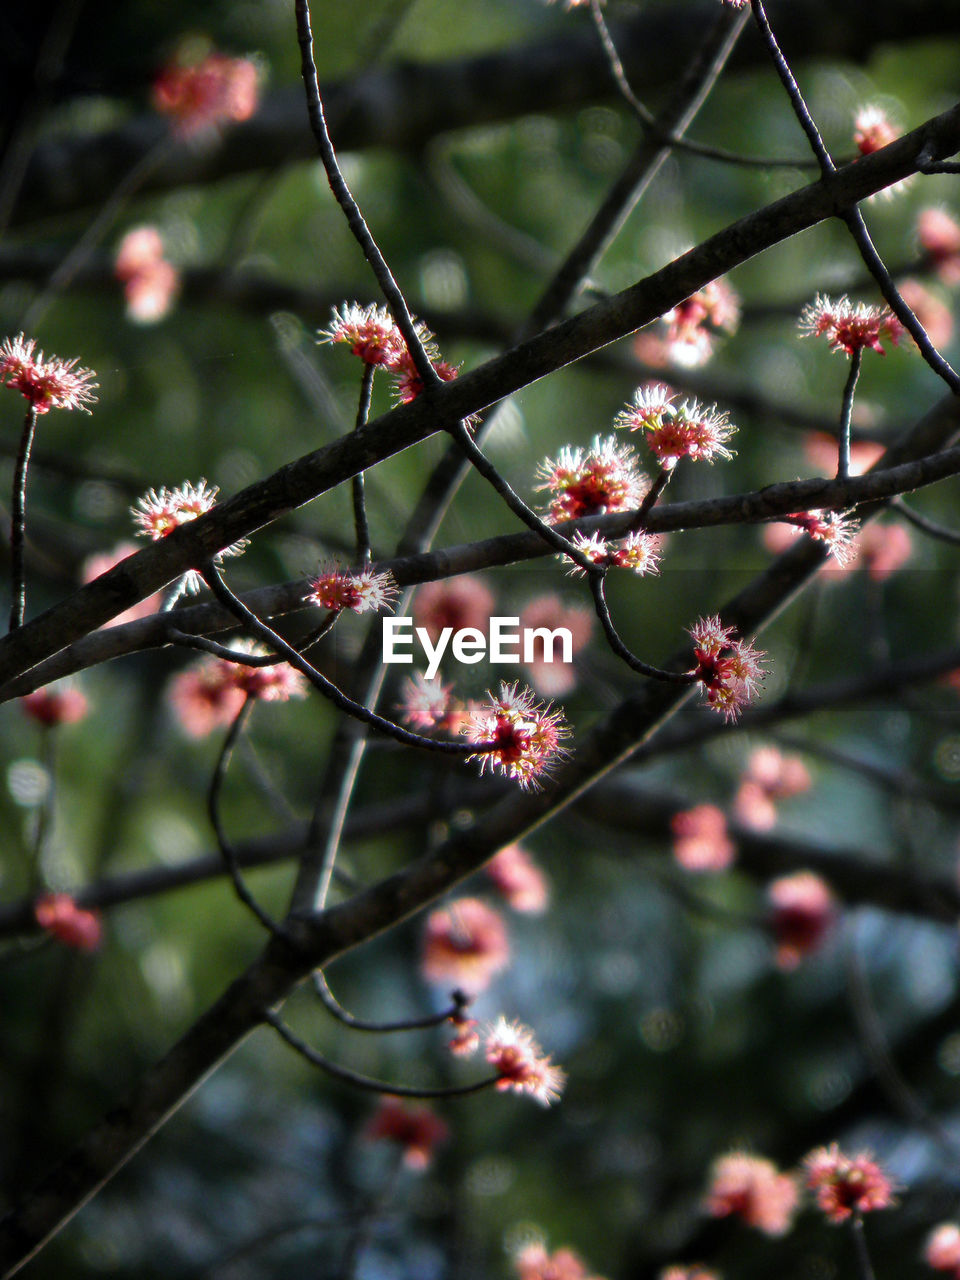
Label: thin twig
xmin=313 ymin=970 xmax=471 ymax=1034
xmin=838 ymin=347 xmax=863 ymax=481
xmin=9 ymin=404 xmax=38 ymax=631
xmin=352 ymin=364 xmax=375 ymax=563
xmin=890 ymin=496 xmax=960 ymax=546
xmin=587 ymin=572 xmax=696 ymax=683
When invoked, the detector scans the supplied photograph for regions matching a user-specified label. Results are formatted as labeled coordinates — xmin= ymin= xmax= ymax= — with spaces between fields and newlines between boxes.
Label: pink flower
xmin=804 ymin=1144 xmax=895 ymax=1223
xmin=131 ymin=479 xmax=247 ymax=591
xmin=688 ymin=615 xmax=767 ymax=721
xmin=565 ymin=530 xmax=662 ymax=578
xmin=634 ymin=277 xmax=739 ymax=368
xmin=660 ymin=1268 xmax=721 ymax=1280
xmin=413 ymin=575 xmax=495 ymax=643
xmin=82 ymin=542 xmax=164 ymax=626
xmin=447 ymin=1014 xmax=480 ymax=1057
xmin=898 ymin=278 xmax=953 ymax=349
xmin=924 ymin=1222 xmax=960 ymax=1275
xmin=483 ymin=1016 xmax=566 ymax=1106
xmin=421 ymin=897 xmax=510 ymax=994
xmin=918 ymin=208 xmax=960 ymax=285
xmin=169 ymin=643 xmax=306 ymax=738
xmin=803 ymin=432 xmax=886 ymax=477
xmin=306 ymin=565 xmax=397 ymax=615
xmin=462 ymin=682 xmax=570 ymax=790
xmin=733 ymin=746 xmax=811 ymax=831
xmin=0 ymin=333 xmax=98 ymax=414
xmin=776 ymin=510 xmax=860 ymax=565
xmin=398 ymin=673 xmax=466 ymax=733
xmin=152 ymin=46 xmax=259 ymax=137
xmin=856 ymin=522 xmax=913 ymax=581
xmin=798 ymin=294 xmax=903 ymax=357
xmin=536 ymin=436 xmax=648 ymax=523
xmin=318 ymin=302 xmax=413 ymax=369
xmin=615 ymin=386 xmax=736 ymax=469
xmin=114 ymin=227 xmax=180 ymax=324
xmin=515 ymin=1241 xmax=605 ymax=1280
xmin=21 ymin=686 xmax=88 ymax=727
xmin=364 ymin=1098 xmax=449 ymax=1171
xmin=485 ymin=844 xmax=550 ymax=914
xmin=767 ymin=871 xmax=836 ymax=970
xmin=854 ymin=105 xmax=899 ymax=156
xmin=671 ymin=805 xmax=735 ymax=872
xmin=393 ymin=356 xmax=460 ymax=405
xmin=519 ymin=594 xmax=593 ymax=697
xmin=35 ymin=893 xmax=102 ymax=951
xmin=704 ymin=1151 xmax=798 ymax=1237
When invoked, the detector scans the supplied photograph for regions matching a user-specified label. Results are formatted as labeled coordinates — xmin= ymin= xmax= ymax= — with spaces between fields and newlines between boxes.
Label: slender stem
xmin=629 ymin=467 xmax=673 ymax=530
xmin=9 ymin=404 xmax=38 ymax=632
xmin=837 ymin=348 xmax=863 ymax=481
xmin=264 ymin=1009 xmax=499 ymax=1098
xmin=587 ymin=572 xmax=696 ymax=683
xmin=352 ymin=364 xmax=375 ymax=562
xmin=208 ymin=698 xmax=291 ymax=939
xmin=891 ymin=496 xmax=960 ymax=546
xmin=850 ymin=1217 xmax=878 ymax=1280
xmin=293 ymin=0 xmax=438 ymax=391
xmin=313 ymin=970 xmax=470 ymax=1033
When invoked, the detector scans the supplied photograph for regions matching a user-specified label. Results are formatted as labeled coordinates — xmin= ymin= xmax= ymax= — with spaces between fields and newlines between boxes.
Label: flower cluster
xmin=35 ymin=893 xmax=102 ymax=951
xmin=399 ymin=673 xmax=467 ymax=734
xmin=634 ymin=276 xmax=740 ymax=368
xmin=461 ymin=682 xmax=569 ymax=789
xmin=798 ymin=294 xmax=903 ymax=357
xmin=519 ymin=594 xmax=593 ymax=696
xmin=564 ymin=530 xmax=662 ymax=578
xmin=775 ymin=510 xmax=860 ymax=565
xmin=615 ymin=385 xmax=736 ymax=469
xmin=515 ymin=1241 xmax=606 ymax=1280
xmin=0 ymin=333 xmax=98 ymax=414
xmin=671 ymin=804 xmax=735 ymax=873
xmin=536 ymin=436 xmax=648 ymax=523
xmin=854 ymin=105 xmax=899 ymax=156
xmin=306 ymin=564 xmax=398 ymax=615
xmin=318 ymin=302 xmax=459 ymax=404
xmin=733 ymin=745 xmax=811 ymax=831
xmin=114 ymin=226 xmax=180 ymax=324
xmin=925 ymin=1222 xmax=960 ymax=1277
xmin=169 ymin=641 xmax=307 ymax=738
xmin=421 ymin=897 xmax=510 ymax=994
xmin=766 ymin=871 xmax=836 ymax=970
xmin=131 ymin=480 xmax=247 ymax=592
xmin=485 ymin=844 xmax=550 ymax=914
xmin=21 ymin=686 xmax=89 ymax=728
xmin=152 ymin=46 xmax=259 ymax=137
xmin=482 ymin=1016 xmax=566 ymax=1106
xmin=364 ymin=1097 xmax=449 ymax=1171
xmin=688 ymin=615 xmax=766 ymax=721
xmin=804 ymin=1144 xmax=895 ymax=1223
xmin=704 ymin=1151 xmax=798 ymax=1237
xmin=414 ymin=574 xmax=494 ymax=641
xmin=918 ymin=207 xmax=960 ymax=286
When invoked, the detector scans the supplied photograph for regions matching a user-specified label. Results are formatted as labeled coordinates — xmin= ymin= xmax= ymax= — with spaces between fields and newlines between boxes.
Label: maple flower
xmin=519 ymin=594 xmax=593 ymax=697
xmin=483 ymin=1016 xmax=566 ymax=1106
xmin=393 ymin=356 xmax=460 ymax=405
xmin=306 ymin=564 xmax=398 ymax=615
xmin=485 ymin=844 xmax=550 ymax=914
xmin=114 ymin=226 xmax=179 ymax=324
xmin=925 ymin=1222 xmax=960 ymax=1275
xmin=615 ymin=386 xmax=736 ymax=469
xmin=918 ymin=207 xmax=960 ymax=285
xmin=804 ymin=1144 xmax=895 ymax=1223
xmin=0 ymin=333 xmax=98 ymax=414
xmin=413 ymin=574 xmax=495 ymax=643
xmin=515 ymin=1241 xmax=606 ymax=1280
xmin=21 ymin=686 xmax=89 ymax=728
xmin=461 ymin=682 xmax=570 ymax=790
xmin=564 ymin=530 xmax=662 ymax=577
xmin=766 ymin=871 xmax=836 ymax=970
xmin=364 ymin=1097 xmax=449 ymax=1171
xmin=660 ymin=1268 xmax=720 ymax=1280
xmin=688 ymin=615 xmax=767 ymax=721
xmin=704 ymin=1151 xmax=798 ymax=1237
xmin=857 ymin=522 xmax=914 ymax=581
xmin=35 ymin=893 xmax=102 ymax=951
xmin=634 ymin=276 xmax=739 ymax=367
xmin=798 ymin=294 xmax=903 ymax=357
xmin=168 ymin=642 xmax=305 ymax=738
xmin=854 ymin=105 xmax=899 ymax=156
xmin=733 ymin=745 xmax=811 ymax=831
xmin=318 ymin=302 xmax=410 ymax=368
xmin=421 ymin=897 xmax=510 ymax=994
xmin=152 ymin=47 xmax=259 ymax=137
xmin=671 ymin=805 xmax=735 ymax=873
xmin=447 ymin=1013 xmax=480 ymax=1057
xmin=399 ymin=673 xmax=465 ymax=733
xmin=131 ymin=479 xmax=247 ymax=592
xmin=536 ymin=436 xmax=648 ymax=523
xmin=777 ymin=510 xmax=860 ymax=565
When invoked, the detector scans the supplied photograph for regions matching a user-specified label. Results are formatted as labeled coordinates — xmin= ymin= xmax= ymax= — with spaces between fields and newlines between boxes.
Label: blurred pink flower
xmin=804 ymin=1144 xmax=895 ymax=1223
xmin=364 ymin=1098 xmax=449 ymax=1171
xmin=21 ymin=686 xmax=88 ymax=727
xmin=35 ymin=893 xmax=102 ymax=951
xmin=515 ymin=1241 xmax=605 ymax=1280
xmin=803 ymin=431 xmax=885 ymax=477
xmin=519 ymin=594 xmax=592 ymax=696
xmin=671 ymin=805 xmax=735 ymax=872
xmin=767 ymin=871 xmax=836 ymax=970
xmin=152 ymin=46 xmax=259 ymax=137
xmin=733 ymin=746 xmax=812 ymax=832
xmin=483 ymin=1016 xmax=566 ymax=1106
xmin=485 ymin=844 xmax=550 ymax=914
xmin=413 ymin=574 xmax=494 ymax=643
xmin=918 ymin=208 xmax=960 ymax=286
xmin=898 ymin=278 xmax=953 ymax=349
xmin=82 ymin=542 xmax=164 ymax=626
xmin=704 ymin=1151 xmax=798 ymax=1236
xmin=421 ymin=897 xmax=510 ymax=994
xmin=114 ymin=227 xmax=179 ymax=324
xmin=925 ymin=1222 xmax=960 ymax=1275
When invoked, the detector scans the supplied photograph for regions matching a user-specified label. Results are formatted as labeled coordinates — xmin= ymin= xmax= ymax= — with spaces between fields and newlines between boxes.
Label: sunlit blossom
xmin=515 ymin=1240 xmax=606 ymax=1280
xmin=169 ymin=642 xmax=306 ymax=738
xmin=35 ymin=893 xmax=102 ymax=951
xmin=421 ymin=897 xmax=510 ymax=994
xmin=733 ymin=745 xmax=811 ymax=831
xmin=918 ymin=207 xmax=960 ymax=285
xmin=635 ymin=277 xmax=739 ymax=367
xmin=306 ymin=565 xmax=398 ymax=615
xmin=804 ymin=1144 xmax=895 ymax=1223
xmin=564 ymin=530 xmax=662 ymax=577
xmin=0 ymin=333 xmax=98 ymax=414
xmin=536 ymin=436 xmax=648 ymax=523
xmin=798 ymin=294 xmax=903 ymax=357
xmin=114 ymin=227 xmax=180 ymax=324
xmin=671 ymin=805 xmax=735 ymax=872
xmin=398 ymin=672 xmax=466 ymax=733
xmin=152 ymin=46 xmax=259 ymax=137
xmin=767 ymin=871 xmax=836 ymax=970
xmin=318 ymin=302 xmax=414 ymax=368
xmin=688 ymin=615 xmax=766 ymax=721
xmin=777 ymin=510 xmax=860 ymax=565
xmin=924 ymin=1222 xmax=960 ymax=1275
xmin=131 ymin=479 xmax=247 ymax=592
xmin=364 ymin=1097 xmax=449 ymax=1171
xmin=483 ymin=1016 xmax=566 ymax=1106
xmin=21 ymin=686 xmax=89 ymax=728
xmin=615 ymin=386 xmax=736 ymax=469
xmin=854 ymin=105 xmax=899 ymax=156
xmin=82 ymin=542 xmax=164 ymax=627
xmin=704 ymin=1151 xmax=798 ymax=1236
xmin=485 ymin=844 xmax=550 ymax=914
xmin=462 ymin=682 xmax=570 ymax=789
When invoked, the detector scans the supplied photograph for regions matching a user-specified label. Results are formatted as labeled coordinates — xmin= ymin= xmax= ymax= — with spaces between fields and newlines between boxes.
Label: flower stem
xmin=838 ymin=347 xmax=863 ymax=481
xmin=9 ymin=404 xmax=38 ymax=632
xmin=352 ymin=363 xmax=375 ymax=562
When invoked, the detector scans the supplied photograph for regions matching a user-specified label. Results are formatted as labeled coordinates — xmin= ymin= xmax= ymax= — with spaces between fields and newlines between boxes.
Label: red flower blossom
xmin=565 ymin=531 xmax=662 ymax=578
xmin=733 ymin=746 xmax=811 ymax=832
xmin=671 ymin=805 xmax=735 ymax=872
xmin=804 ymin=1144 xmax=895 ymax=1223
xmin=318 ymin=302 xmax=413 ymax=369
xmin=131 ymin=479 xmax=247 ymax=592
xmin=364 ymin=1098 xmax=449 ymax=1171
xmin=616 ymin=385 xmax=736 ymax=469
xmin=925 ymin=1222 xmax=960 ymax=1276
xmin=918 ymin=207 xmax=960 ymax=285
xmin=777 ymin=510 xmax=860 ymax=565
xmin=515 ymin=1241 xmax=606 ymax=1280
xmin=114 ymin=227 xmax=180 ymax=324
xmin=398 ymin=673 xmax=466 ymax=733
xmin=421 ymin=897 xmax=510 ymax=994
xmin=413 ymin=574 xmax=495 ymax=642
xmin=306 ymin=564 xmax=397 ymax=615
xmin=152 ymin=46 xmax=259 ymax=137
xmin=767 ymin=871 xmax=836 ymax=970
xmin=35 ymin=893 xmax=102 ymax=951
xmin=485 ymin=844 xmax=550 ymax=914
xmin=634 ymin=276 xmax=739 ymax=368
xmin=536 ymin=436 xmax=648 ymax=523
xmin=854 ymin=105 xmax=899 ymax=156
xmin=483 ymin=1017 xmax=566 ymax=1106
xmin=0 ymin=333 xmax=98 ymax=414
xmin=462 ymin=682 xmax=570 ymax=790
xmin=21 ymin=686 xmax=89 ymax=728
xmin=704 ymin=1151 xmax=798 ymax=1237
xmin=169 ymin=642 xmax=306 ymax=738
xmin=799 ymin=294 xmax=903 ymax=356
xmin=688 ymin=615 xmax=767 ymax=721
